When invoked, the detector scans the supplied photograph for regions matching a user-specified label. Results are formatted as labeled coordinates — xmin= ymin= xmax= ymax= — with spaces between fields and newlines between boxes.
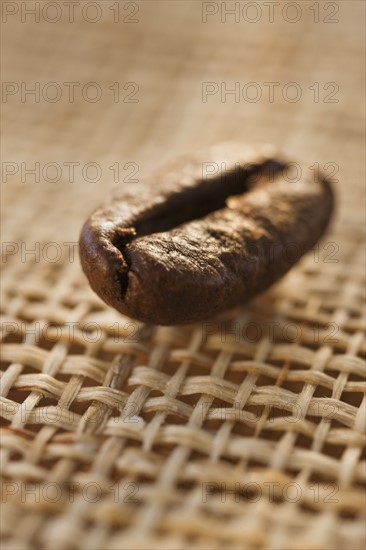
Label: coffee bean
xmin=79 ymin=143 xmax=334 ymax=325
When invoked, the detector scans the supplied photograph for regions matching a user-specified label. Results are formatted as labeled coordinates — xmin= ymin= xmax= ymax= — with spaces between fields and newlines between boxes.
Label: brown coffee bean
xmin=79 ymin=143 xmax=334 ymax=325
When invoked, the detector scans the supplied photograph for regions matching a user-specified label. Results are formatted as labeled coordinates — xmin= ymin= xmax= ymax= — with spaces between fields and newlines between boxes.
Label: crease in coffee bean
xmin=110 ymin=158 xmax=284 ymax=247
xmin=108 ymin=159 xmax=286 ymax=290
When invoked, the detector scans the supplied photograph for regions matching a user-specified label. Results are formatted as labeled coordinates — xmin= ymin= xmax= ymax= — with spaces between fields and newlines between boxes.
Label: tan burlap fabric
xmin=1 ymin=2 xmax=365 ymax=549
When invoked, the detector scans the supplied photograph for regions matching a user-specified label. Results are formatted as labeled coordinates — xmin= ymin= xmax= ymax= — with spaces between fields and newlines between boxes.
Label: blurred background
xmin=2 ymin=1 xmax=365 ymax=244
xmin=1 ymin=2 xmax=365 ymax=549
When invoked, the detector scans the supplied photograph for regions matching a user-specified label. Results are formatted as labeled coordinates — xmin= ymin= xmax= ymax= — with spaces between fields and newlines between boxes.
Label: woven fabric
xmin=1 ymin=2 xmax=365 ymax=549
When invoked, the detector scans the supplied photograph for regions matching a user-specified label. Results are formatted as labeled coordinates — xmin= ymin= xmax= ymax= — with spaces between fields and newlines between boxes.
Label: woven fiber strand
xmin=1 ymin=1 xmax=365 ymax=549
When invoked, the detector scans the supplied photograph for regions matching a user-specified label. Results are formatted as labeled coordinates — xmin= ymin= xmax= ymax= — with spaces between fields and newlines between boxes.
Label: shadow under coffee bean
xmin=79 ymin=143 xmax=334 ymax=325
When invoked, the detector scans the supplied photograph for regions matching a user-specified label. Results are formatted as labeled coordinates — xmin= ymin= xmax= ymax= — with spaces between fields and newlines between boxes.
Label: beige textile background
xmin=1 ymin=1 xmax=365 ymax=549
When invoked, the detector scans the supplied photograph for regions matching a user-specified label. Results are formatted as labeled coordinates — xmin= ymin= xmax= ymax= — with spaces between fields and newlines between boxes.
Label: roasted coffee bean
xmin=79 ymin=143 xmax=334 ymax=325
